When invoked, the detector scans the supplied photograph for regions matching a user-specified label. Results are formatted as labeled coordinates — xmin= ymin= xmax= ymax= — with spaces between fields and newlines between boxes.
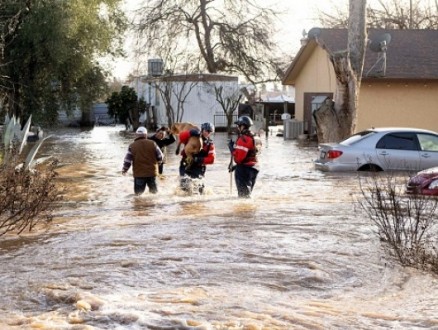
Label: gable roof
xmin=283 ymin=28 xmax=438 ymax=85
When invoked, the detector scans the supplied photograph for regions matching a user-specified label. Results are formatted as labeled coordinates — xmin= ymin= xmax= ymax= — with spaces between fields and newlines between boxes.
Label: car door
xmin=416 ymin=133 xmax=438 ymax=170
xmin=375 ymin=132 xmax=421 ymax=171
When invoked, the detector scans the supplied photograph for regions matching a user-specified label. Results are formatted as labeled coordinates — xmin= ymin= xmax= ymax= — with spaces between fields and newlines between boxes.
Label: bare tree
xmin=154 ymin=77 xmax=173 ymax=126
xmin=318 ymin=3 xmax=349 ymax=28
xmin=208 ymin=83 xmax=242 ymax=134
xmin=172 ymin=80 xmax=198 ymax=124
xmin=133 ymin=0 xmax=282 ymax=84
xmin=368 ymin=0 xmax=438 ymax=29
xmin=155 ymin=74 xmax=198 ymax=126
xmin=313 ymin=0 xmax=367 ymax=142
xmin=319 ymin=0 xmax=438 ymax=30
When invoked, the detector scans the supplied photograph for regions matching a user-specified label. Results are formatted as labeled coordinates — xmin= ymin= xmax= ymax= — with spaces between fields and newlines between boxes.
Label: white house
xmin=130 ymin=73 xmax=240 ymax=129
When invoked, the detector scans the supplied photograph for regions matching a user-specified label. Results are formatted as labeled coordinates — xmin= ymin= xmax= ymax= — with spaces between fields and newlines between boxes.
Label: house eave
xmin=282 ymin=40 xmax=318 ymax=86
xmin=361 ymin=77 xmax=438 ymax=83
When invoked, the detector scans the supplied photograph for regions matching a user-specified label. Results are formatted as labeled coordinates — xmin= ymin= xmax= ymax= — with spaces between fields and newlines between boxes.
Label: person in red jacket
xmin=228 ymin=116 xmax=262 ymax=198
xmin=178 ymin=122 xmax=216 ymax=194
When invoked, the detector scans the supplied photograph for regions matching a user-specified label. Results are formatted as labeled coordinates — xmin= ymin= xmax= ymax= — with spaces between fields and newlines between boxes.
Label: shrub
xmin=1 ymin=115 xmax=63 ymax=236
xmin=0 ymin=148 xmax=63 ymax=236
xmin=357 ymin=173 xmax=438 ymax=273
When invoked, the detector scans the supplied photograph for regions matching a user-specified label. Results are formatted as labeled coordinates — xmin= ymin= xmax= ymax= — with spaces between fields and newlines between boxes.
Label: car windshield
xmin=340 ymin=130 xmax=376 ymax=146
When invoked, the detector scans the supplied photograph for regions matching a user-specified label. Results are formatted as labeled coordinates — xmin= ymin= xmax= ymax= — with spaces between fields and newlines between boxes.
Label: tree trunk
xmin=313 ymin=98 xmax=340 ymax=142
xmin=314 ymin=0 xmax=367 ymax=143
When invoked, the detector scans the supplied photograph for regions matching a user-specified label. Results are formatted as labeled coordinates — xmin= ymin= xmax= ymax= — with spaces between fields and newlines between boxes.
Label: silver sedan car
xmin=314 ymin=127 xmax=438 ymax=172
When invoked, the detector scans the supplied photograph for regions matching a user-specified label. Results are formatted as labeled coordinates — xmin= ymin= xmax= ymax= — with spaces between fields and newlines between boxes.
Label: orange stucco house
xmin=282 ymin=28 xmax=438 ymax=136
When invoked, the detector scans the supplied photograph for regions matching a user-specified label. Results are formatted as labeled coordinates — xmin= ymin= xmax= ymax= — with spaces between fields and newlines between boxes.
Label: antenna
xmin=366 ymin=33 xmax=391 ymax=77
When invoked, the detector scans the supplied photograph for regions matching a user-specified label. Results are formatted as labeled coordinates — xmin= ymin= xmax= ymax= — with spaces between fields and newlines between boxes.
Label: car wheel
xmin=358 ymin=164 xmax=383 ymax=172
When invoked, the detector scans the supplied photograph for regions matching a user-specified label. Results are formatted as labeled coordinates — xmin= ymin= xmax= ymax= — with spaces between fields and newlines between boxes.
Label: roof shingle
xmin=304 ymin=28 xmax=438 ymax=80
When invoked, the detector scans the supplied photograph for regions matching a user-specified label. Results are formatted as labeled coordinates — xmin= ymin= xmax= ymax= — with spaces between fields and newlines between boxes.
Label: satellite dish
xmin=369 ymin=33 xmax=391 ymax=52
xmin=366 ymin=33 xmax=392 ymax=77
xmin=307 ymin=27 xmax=321 ymax=40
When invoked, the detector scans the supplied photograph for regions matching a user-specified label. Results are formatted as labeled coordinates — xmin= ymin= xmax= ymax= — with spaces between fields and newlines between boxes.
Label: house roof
xmin=141 ymin=73 xmax=238 ymax=83
xmin=260 ymin=94 xmax=295 ymax=103
xmin=283 ymin=28 xmax=438 ymax=85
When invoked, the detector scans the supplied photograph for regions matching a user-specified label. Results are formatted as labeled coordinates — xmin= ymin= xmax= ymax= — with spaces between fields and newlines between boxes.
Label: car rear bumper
xmin=314 ymin=160 xmax=358 ymax=172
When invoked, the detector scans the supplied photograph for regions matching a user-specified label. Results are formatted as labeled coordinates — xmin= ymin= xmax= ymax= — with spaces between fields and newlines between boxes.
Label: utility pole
xmin=409 ymin=0 xmax=413 ymax=29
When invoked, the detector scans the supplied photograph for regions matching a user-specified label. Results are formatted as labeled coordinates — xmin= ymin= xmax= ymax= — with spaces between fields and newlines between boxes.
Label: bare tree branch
xmin=133 ymin=0 xmax=282 ymax=84
xmin=319 ymin=0 xmax=438 ymax=29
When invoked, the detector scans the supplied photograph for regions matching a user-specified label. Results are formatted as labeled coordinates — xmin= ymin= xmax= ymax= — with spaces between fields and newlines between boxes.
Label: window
xmin=376 ymin=133 xmax=418 ymax=150
xmin=417 ymin=134 xmax=438 ymax=152
xmin=311 ymin=96 xmax=328 ymax=112
xmin=341 ymin=130 xmax=376 ymax=146
xmin=309 ymin=96 xmax=328 ymax=134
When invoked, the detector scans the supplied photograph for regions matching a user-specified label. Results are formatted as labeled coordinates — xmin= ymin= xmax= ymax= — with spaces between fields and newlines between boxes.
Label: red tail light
xmin=327 ymin=150 xmax=343 ymax=159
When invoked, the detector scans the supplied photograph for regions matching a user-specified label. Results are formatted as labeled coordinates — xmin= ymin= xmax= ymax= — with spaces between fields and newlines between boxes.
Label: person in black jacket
xmin=148 ymin=126 xmax=176 ymax=175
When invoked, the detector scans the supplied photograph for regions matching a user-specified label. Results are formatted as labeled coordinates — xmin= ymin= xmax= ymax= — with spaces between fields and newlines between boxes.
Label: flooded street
xmin=0 ymin=125 xmax=437 ymax=330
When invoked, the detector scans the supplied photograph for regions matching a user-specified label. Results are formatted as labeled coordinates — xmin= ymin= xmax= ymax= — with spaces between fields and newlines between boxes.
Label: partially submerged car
xmin=315 ymin=127 xmax=438 ymax=172
xmin=406 ymin=167 xmax=438 ymax=195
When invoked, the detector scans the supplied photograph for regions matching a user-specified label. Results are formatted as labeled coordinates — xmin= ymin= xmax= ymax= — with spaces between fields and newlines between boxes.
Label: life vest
xmin=234 ymin=131 xmax=261 ymax=166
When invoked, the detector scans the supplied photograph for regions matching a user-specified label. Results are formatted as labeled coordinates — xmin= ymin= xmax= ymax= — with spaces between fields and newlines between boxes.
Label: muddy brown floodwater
xmin=0 ymin=125 xmax=437 ymax=330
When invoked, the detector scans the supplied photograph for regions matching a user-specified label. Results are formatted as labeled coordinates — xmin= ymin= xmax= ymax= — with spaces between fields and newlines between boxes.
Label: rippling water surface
xmin=0 ymin=126 xmax=437 ymax=330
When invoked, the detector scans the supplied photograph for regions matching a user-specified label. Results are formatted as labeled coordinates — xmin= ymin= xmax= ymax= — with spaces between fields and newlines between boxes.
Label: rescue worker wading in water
xmin=228 ymin=116 xmax=261 ymax=198
xmin=179 ymin=122 xmax=216 ymax=194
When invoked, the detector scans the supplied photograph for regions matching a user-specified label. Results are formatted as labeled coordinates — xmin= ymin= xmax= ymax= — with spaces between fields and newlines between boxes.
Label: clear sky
xmin=109 ymin=0 xmax=348 ymax=80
